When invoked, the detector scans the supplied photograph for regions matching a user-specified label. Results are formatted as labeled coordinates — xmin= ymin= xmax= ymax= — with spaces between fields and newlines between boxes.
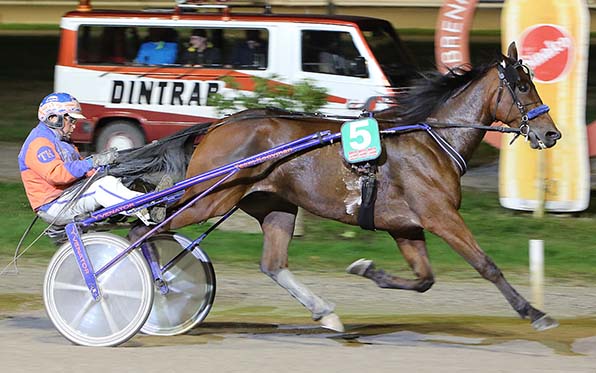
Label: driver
xmin=18 ymin=92 xmax=170 ymax=226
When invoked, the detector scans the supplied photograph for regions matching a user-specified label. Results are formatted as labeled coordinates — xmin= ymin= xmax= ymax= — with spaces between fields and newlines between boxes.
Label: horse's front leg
xmin=424 ymin=207 xmax=558 ymax=331
xmin=347 ymin=230 xmax=435 ymax=292
xmin=256 ymin=208 xmax=344 ymax=332
xmin=127 ymin=222 xmax=162 ymax=243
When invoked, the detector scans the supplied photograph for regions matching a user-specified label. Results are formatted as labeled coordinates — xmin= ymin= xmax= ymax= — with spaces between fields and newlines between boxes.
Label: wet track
xmin=1 ymin=315 xmax=596 ymax=373
xmin=1 ymin=261 xmax=596 ymax=372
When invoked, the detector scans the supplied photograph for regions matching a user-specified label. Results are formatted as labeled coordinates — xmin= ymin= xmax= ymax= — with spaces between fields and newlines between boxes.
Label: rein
xmin=214 ymin=111 xmax=525 ymax=134
xmin=190 ymin=110 xmax=531 ymax=177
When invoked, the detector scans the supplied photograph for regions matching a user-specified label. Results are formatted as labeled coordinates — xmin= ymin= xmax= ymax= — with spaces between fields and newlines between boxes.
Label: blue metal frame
xmin=149 ymin=206 xmax=241 ymax=294
xmin=141 ymin=242 xmax=168 ymax=294
xmin=65 ymin=223 xmax=101 ymax=300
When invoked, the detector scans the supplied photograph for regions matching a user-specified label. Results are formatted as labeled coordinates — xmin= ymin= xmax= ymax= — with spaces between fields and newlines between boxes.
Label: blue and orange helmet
xmin=38 ymin=92 xmax=86 ymax=128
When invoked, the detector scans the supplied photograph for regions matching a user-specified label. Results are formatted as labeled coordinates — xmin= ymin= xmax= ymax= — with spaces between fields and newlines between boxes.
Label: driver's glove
xmin=91 ymin=147 xmax=119 ymax=168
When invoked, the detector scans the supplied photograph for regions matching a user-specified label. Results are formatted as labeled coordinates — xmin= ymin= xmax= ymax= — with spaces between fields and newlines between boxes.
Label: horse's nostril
xmin=546 ymin=131 xmax=562 ymax=141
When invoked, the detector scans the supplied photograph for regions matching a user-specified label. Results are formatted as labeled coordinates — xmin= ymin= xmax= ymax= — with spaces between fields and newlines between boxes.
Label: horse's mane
xmin=377 ymin=61 xmax=497 ymax=124
xmin=108 ymin=121 xmax=212 ymax=186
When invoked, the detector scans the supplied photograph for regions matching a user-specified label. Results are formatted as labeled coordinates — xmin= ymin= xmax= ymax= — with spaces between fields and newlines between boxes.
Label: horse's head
xmin=492 ymin=42 xmax=561 ymax=149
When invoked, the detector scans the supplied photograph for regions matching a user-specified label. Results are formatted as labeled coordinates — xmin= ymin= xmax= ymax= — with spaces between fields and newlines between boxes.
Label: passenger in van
xmin=179 ymin=29 xmax=222 ymax=67
xmin=319 ymin=50 xmax=349 ymax=75
xmin=230 ymin=29 xmax=267 ymax=68
xmin=134 ymin=28 xmax=178 ymax=65
xmin=18 ymin=92 xmax=172 ymax=226
xmin=317 ymin=32 xmax=350 ymax=75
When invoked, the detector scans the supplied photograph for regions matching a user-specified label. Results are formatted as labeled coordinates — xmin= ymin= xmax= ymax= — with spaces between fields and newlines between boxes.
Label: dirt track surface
xmin=1 ymin=260 xmax=596 ymax=372
xmin=1 ymin=142 xmax=596 ymax=371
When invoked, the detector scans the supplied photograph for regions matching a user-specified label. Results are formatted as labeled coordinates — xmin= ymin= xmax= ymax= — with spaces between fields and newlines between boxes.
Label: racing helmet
xmin=38 ymin=92 xmax=86 ymax=128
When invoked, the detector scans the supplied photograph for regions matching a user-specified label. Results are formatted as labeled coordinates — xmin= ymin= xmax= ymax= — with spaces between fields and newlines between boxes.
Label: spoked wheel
xmin=43 ymin=233 xmax=153 ymax=347
xmin=140 ymin=233 xmax=216 ymax=336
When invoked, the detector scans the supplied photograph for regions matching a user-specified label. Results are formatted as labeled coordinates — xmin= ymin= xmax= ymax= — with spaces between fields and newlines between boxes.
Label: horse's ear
xmin=507 ymin=42 xmax=518 ymax=61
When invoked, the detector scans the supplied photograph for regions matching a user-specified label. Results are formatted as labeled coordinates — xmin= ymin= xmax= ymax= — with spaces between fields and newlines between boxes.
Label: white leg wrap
xmin=275 ymin=269 xmax=336 ymax=321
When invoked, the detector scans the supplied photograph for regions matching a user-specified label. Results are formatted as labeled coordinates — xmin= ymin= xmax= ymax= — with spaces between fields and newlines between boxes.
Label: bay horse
xmin=124 ymin=42 xmax=561 ymax=332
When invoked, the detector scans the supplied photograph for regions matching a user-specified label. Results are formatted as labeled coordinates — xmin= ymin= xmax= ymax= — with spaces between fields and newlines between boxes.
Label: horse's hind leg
xmin=246 ymin=200 xmax=343 ymax=332
xmin=348 ymin=230 xmax=435 ymax=292
xmin=425 ymin=208 xmax=558 ymax=331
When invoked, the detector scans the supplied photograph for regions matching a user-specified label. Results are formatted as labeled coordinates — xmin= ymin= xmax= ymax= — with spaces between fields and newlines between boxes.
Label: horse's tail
xmin=108 ymin=121 xmax=213 ymax=187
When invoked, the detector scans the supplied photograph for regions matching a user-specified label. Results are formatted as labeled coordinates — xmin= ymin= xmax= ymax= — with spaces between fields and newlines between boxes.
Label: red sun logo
xmin=519 ymin=24 xmax=574 ymax=83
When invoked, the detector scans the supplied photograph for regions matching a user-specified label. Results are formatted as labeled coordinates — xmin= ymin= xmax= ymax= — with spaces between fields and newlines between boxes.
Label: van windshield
xmin=357 ymin=20 xmax=417 ymax=87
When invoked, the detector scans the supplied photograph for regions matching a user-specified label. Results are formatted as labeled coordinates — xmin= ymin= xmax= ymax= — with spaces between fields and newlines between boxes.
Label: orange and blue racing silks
xmin=18 ymin=123 xmax=94 ymax=211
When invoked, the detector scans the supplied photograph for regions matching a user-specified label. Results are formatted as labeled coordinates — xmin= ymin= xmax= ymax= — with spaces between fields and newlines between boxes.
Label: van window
xmin=78 ymin=26 xmax=140 ymax=64
xmin=77 ymin=26 xmax=268 ymax=69
xmin=358 ymin=22 xmax=416 ymax=87
xmin=301 ymin=30 xmax=365 ymax=77
xmin=224 ymin=28 xmax=268 ymax=69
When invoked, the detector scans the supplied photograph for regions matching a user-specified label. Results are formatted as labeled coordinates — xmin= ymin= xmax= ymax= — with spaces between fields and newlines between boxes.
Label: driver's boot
xmin=148 ymin=174 xmax=173 ymax=223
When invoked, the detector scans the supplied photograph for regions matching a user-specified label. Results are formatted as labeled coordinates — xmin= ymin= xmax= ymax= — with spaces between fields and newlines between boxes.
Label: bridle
xmin=494 ymin=59 xmax=550 ymax=149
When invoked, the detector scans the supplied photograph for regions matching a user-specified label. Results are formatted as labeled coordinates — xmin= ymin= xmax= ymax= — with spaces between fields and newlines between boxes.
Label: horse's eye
xmin=519 ymin=83 xmax=530 ymax=93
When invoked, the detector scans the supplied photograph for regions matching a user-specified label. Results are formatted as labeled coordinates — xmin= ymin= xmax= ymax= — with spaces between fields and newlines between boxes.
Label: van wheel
xmin=96 ymin=121 xmax=145 ymax=151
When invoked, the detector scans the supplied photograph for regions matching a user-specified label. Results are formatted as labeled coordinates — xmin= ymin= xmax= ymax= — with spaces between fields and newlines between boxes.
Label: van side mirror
xmin=350 ymin=56 xmax=368 ymax=78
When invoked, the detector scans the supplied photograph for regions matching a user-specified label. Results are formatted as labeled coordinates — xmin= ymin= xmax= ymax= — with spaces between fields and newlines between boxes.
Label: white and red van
xmin=55 ymin=1 xmax=415 ymax=150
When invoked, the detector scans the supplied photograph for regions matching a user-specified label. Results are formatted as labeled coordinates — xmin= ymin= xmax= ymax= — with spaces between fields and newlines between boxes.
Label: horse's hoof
xmin=320 ymin=313 xmax=345 ymax=332
xmin=532 ymin=315 xmax=559 ymax=331
xmin=346 ymin=258 xmax=373 ymax=276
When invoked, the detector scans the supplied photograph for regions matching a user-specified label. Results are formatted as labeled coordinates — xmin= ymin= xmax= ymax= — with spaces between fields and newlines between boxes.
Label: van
xmin=55 ymin=1 xmax=415 ymax=150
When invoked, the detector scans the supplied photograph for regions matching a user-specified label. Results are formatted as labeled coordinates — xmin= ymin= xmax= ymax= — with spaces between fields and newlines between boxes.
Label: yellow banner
xmin=499 ymin=0 xmax=591 ymax=212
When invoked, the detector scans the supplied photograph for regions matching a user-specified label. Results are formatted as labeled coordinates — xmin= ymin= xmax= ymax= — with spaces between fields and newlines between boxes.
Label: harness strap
xmin=383 ymin=123 xmax=468 ymax=176
xmin=357 ymin=166 xmax=377 ymax=231
xmin=212 ymin=111 xmax=523 ymax=135
xmin=417 ymin=122 xmax=521 ymax=133
xmin=493 ymin=74 xmax=505 ymax=121
xmin=423 ymin=125 xmax=468 ymax=176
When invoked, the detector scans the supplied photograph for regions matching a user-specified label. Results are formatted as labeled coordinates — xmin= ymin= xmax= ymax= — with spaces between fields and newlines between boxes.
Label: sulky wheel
xmin=140 ymin=233 xmax=216 ymax=336
xmin=43 ymin=233 xmax=153 ymax=347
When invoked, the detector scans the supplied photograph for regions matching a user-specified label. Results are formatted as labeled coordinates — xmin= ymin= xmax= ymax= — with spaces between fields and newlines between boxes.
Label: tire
xmin=96 ymin=121 xmax=145 ymax=151
xmin=140 ymin=233 xmax=216 ymax=336
xmin=43 ymin=233 xmax=153 ymax=347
